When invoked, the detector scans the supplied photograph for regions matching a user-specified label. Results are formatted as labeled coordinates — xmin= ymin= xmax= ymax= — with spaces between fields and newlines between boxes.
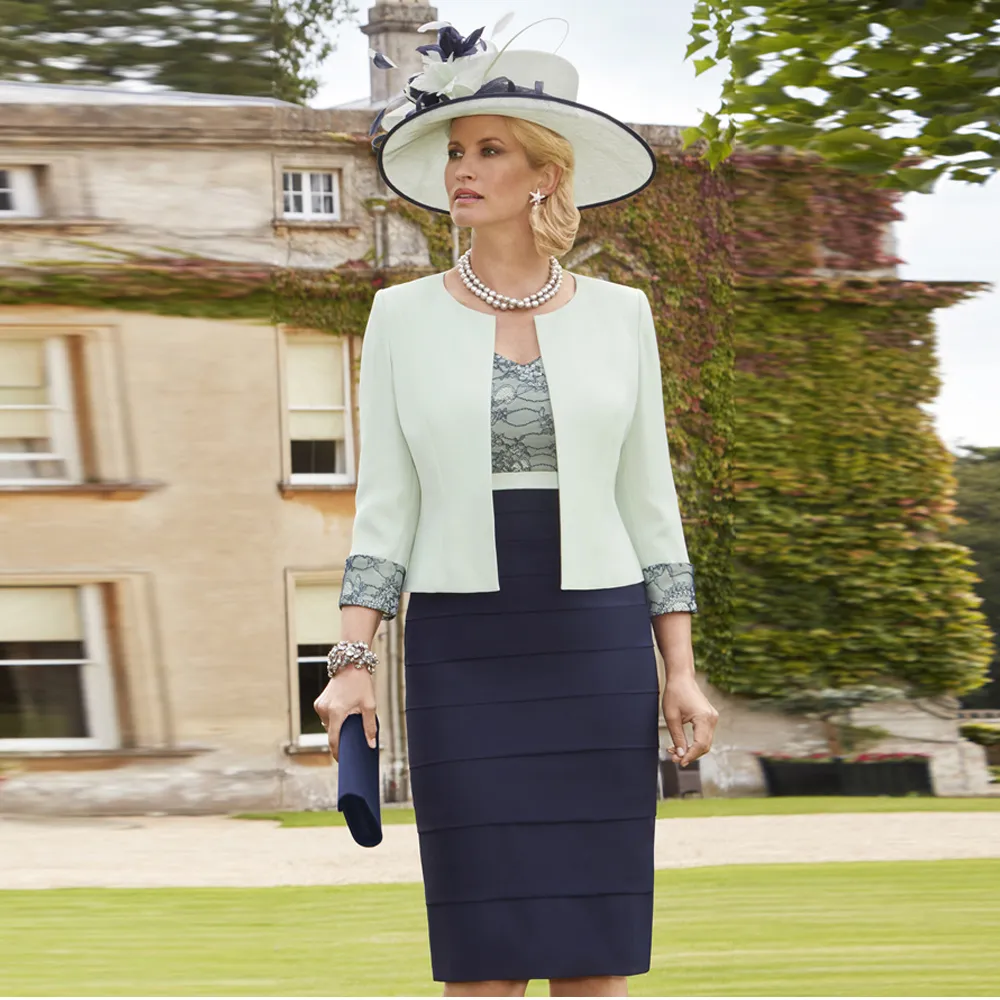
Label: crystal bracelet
xmin=326 ymin=639 xmax=379 ymax=679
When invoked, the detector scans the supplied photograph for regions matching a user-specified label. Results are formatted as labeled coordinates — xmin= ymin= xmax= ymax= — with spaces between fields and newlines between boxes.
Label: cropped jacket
xmin=338 ymin=270 xmax=698 ymax=621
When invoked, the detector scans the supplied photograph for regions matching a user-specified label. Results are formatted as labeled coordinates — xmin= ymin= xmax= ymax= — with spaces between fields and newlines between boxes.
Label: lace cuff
xmin=642 ymin=561 xmax=698 ymax=616
xmin=339 ymin=553 xmax=406 ymax=622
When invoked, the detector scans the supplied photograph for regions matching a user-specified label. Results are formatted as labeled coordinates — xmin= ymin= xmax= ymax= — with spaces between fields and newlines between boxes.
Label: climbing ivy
xmin=573 ymin=153 xmax=737 ymax=689
xmin=723 ymin=289 xmax=993 ymax=699
xmin=569 ymin=148 xmax=993 ymax=703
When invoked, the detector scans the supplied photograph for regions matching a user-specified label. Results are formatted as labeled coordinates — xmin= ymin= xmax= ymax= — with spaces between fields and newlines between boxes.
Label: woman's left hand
xmin=662 ymin=673 xmax=719 ymax=767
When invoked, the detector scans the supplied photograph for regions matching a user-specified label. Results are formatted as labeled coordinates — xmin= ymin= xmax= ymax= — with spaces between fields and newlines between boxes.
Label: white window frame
xmin=290 ymin=573 xmax=343 ymax=749
xmin=0 ymin=165 xmax=41 ymax=218
xmin=286 ymin=571 xmax=388 ymax=749
xmin=296 ymin=655 xmax=332 ymax=749
xmin=0 ymin=584 xmax=120 ymax=752
xmin=285 ymin=333 xmax=355 ymax=487
xmin=0 ymin=334 xmax=83 ymax=485
xmin=281 ymin=169 xmax=342 ymax=221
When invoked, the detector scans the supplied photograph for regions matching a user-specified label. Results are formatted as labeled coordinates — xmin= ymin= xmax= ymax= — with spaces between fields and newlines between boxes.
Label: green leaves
xmin=685 ymin=34 xmax=714 ymax=60
xmin=683 ymin=0 xmax=1000 ymax=191
xmin=892 ymin=164 xmax=951 ymax=193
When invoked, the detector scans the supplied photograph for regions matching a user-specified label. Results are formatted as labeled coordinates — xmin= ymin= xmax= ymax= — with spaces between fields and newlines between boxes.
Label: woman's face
xmin=445 ymin=114 xmax=558 ymax=227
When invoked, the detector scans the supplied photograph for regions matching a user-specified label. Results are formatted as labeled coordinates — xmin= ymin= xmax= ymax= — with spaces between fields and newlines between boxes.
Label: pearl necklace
xmin=458 ymin=249 xmax=563 ymax=310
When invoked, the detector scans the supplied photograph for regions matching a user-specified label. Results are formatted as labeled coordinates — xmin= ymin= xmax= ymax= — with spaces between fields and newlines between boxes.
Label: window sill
xmin=283 ymin=743 xmax=332 ymax=766
xmin=0 ymin=216 xmax=115 ymax=235
xmin=0 ymin=480 xmax=166 ymax=500
xmin=273 ymin=219 xmax=362 ymax=235
xmin=0 ymin=746 xmax=212 ymax=772
xmin=278 ymin=480 xmax=355 ymax=497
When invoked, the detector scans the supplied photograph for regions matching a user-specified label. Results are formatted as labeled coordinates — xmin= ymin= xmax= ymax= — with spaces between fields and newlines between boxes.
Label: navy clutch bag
xmin=337 ymin=712 xmax=382 ymax=847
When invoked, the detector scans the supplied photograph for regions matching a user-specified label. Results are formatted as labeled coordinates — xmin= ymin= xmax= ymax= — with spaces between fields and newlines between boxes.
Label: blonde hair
xmin=505 ymin=117 xmax=581 ymax=259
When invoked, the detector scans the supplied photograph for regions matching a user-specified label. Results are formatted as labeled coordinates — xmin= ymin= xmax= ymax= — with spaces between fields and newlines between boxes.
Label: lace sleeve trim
xmin=338 ymin=556 xmax=695 ymax=620
xmin=339 ymin=553 xmax=406 ymax=622
xmin=642 ymin=561 xmax=698 ymax=616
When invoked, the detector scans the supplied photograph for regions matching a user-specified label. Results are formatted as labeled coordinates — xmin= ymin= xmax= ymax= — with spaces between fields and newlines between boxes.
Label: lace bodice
xmin=340 ymin=351 xmax=698 ymax=621
xmin=491 ymin=352 xmax=558 ymax=472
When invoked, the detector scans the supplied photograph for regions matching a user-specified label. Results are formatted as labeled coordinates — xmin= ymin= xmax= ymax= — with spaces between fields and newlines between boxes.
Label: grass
xmin=1 ymin=860 xmax=998 ymax=995
xmin=234 ymin=794 xmax=1000 ymax=827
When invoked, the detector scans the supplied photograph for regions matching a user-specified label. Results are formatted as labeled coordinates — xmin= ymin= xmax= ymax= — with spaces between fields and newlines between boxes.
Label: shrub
xmin=959 ymin=723 xmax=1000 ymax=747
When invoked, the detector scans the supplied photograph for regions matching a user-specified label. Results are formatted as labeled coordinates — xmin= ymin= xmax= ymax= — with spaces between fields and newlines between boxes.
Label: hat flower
xmin=415 ymin=23 xmax=490 ymax=63
xmin=368 ymin=15 xmax=513 ymax=136
xmin=406 ymin=36 xmax=498 ymax=107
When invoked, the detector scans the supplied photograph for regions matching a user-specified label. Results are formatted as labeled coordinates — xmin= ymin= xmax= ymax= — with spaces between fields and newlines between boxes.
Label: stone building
xmin=0 ymin=54 xmax=404 ymax=813
xmin=0 ymin=1 xmax=990 ymax=813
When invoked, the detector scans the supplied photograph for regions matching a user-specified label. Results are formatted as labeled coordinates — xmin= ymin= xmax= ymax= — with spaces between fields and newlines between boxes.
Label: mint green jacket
xmin=339 ymin=271 xmax=697 ymax=620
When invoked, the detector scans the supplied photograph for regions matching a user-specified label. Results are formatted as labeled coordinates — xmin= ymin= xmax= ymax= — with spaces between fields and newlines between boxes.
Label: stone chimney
xmin=361 ymin=1 xmax=440 ymax=104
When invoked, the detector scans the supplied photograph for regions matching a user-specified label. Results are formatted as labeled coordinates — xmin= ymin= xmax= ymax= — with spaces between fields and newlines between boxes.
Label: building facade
xmin=0 ymin=2 xmax=991 ymax=812
xmin=0 ymin=72 xmax=418 ymax=812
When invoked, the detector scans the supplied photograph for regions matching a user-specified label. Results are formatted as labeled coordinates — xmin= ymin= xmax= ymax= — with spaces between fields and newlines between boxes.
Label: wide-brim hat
xmin=368 ymin=19 xmax=656 ymax=215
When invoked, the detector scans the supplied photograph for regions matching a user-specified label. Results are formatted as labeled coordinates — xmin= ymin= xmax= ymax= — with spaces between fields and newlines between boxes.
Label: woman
xmin=314 ymin=19 xmax=719 ymax=998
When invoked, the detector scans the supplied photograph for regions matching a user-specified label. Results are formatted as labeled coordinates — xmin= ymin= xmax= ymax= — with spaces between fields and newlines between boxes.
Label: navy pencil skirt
xmin=403 ymin=486 xmax=661 ymax=983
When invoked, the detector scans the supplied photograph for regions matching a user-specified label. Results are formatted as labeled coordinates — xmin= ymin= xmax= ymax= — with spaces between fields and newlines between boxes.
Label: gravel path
xmin=2 ymin=811 xmax=999 ymax=890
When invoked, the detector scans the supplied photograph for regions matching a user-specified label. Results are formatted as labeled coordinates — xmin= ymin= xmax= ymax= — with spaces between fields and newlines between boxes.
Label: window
xmin=0 ymin=165 xmax=42 ymax=217
xmin=282 ymin=170 xmax=341 ymax=221
xmin=285 ymin=334 xmax=353 ymax=484
xmin=0 ymin=585 xmax=119 ymax=751
xmin=288 ymin=574 xmax=390 ymax=749
xmin=0 ymin=336 xmax=82 ymax=484
xmin=293 ymin=580 xmax=343 ymax=747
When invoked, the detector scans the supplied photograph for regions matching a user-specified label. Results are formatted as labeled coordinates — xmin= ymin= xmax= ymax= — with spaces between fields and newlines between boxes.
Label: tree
xmin=0 ymin=0 xmax=358 ymax=104
xmin=273 ymin=0 xmax=360 ymax=104
xmin=684 ymin=0 xmax=1000 ymax=192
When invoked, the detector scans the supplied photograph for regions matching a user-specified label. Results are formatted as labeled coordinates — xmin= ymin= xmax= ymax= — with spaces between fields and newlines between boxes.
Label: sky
xmin=313 ymin=0 xmax=999 ymax=454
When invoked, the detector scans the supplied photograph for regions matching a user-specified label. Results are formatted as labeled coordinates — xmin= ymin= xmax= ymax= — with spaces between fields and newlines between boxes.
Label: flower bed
xmin=755 ymin=752 xmax=933 ymax=797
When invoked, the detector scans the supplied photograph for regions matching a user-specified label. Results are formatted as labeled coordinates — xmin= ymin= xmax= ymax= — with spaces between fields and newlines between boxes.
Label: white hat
xmin=368 ymin=17 xmax=656 ymax=214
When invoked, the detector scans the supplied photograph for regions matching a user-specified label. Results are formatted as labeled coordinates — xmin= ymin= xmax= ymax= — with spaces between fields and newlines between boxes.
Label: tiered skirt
xmin=403 ymin=486 xmax=660 ymax=983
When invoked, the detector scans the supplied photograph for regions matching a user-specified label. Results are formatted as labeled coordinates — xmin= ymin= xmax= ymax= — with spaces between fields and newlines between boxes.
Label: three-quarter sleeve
xmin=338 ymin=290 xmax=421 ymax=622
xmin=614 ymin=288 xmax=698 ymax=617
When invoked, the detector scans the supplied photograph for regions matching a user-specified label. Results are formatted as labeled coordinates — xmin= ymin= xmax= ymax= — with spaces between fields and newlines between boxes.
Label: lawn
xmin=1 ymin=860 xmax=997 ymax=995
xmin=235 ymin=794 xmax=1000 ymax=827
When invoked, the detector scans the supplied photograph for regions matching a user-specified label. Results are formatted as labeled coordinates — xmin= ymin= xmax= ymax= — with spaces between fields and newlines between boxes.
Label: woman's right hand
xmin=313 ymin=667 xmax=378 ymax=761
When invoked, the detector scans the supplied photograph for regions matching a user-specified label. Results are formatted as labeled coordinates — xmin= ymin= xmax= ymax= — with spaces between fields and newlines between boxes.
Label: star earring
xmin=529 ymin=189 xmax=548 ymax=207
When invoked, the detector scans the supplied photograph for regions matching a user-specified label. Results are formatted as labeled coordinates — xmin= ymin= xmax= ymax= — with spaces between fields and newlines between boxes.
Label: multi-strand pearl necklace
xmin=458 ymin=249 xmax=563 ymax=310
